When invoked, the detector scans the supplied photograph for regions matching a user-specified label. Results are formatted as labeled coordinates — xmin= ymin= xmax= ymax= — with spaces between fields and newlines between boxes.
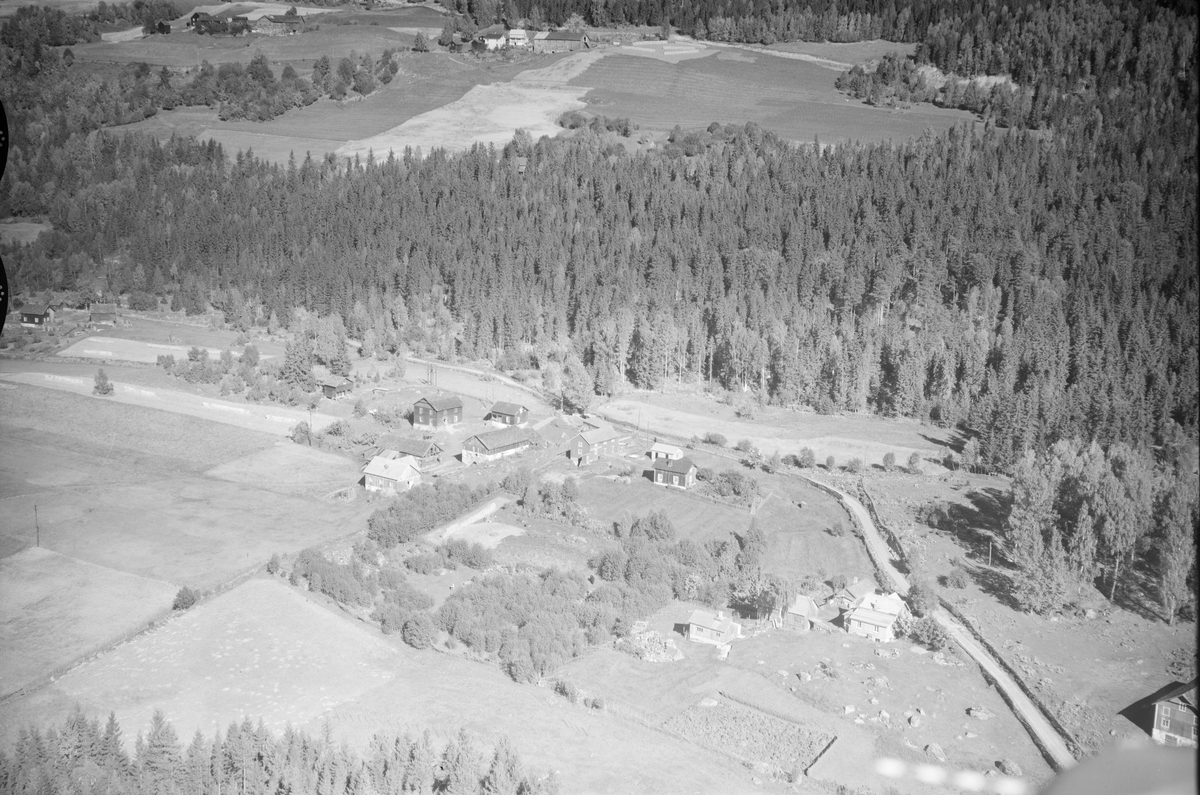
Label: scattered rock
xmin=917 ymin=707 xmax=926 ymax=715
xmin=790 ymin=686 xmax=796 ymax=692
xmin=925 ymin=744 xmax=947 ymax=762
xmin=1110 ymin=729 xmax=1117 ymax=736
xmin=869 ymin=698 xmax=879 ymax=705
xmin=1085 ymin=608 xmax=1097 ymax=620
xmin=998 ymin=759 xmax=1023 ymax=777
xmin=842 ymin=643 xmax=851 ymax=648
xmin=984 ymin=770 xmax=998 ymax=778
xmin=909 ymin=716 xmax=921 ymax=728
xmin=798 ymin=671 xmax=812 ymax=682
xmin=879 ymin=710 xmax=890 ymax=721
xmin=844 ymin=705 xmax=856 ymax=714
xmin=965 ymin=732 xmax=978 ymax=739
xmin=854 ymin=718 xmax=865 ymax=724
xmin=968 ymin=706 xmax=994 ymax=720
xmin=777 ymin=670 xmax=788 ymax=677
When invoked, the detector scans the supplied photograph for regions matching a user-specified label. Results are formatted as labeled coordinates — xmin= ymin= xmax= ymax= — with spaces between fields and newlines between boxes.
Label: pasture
xmin=753 ymin=484 xmax=875 ymax=582
xmin=0 ymin=220 xmax=52 ymax=245
xmin=0 ymin=384 xmax=370 ymax=588
xmin=0 ymin=578 xmax=401 ymax=749
xmin=571 ymin=47 xmax=975 ymax=145
xmin=0 ymin=547 xmax=176 ymax=697
xmin=577 ymin=474 xmax=753 ymax=545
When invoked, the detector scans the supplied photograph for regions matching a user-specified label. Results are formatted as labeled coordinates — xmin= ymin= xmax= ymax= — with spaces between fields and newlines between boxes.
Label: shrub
xmin=266 ymin=553 xmax=281 ymax=575
xmin=946 ymin=567 xmax=969 ymax=589
xmin=703 ymin=432 xmax=727 ymax=447
xmin=353 ymin=397 xmax=367 ymax=418
xmin=173 ymin=586 xmax=199 ymax=610
xmin=441 ymin=539 xmax=494 ymax=569
xmin=847 ymin=457 xmax=864 ymax=474
xmin=825 ymin=455 xmax=836 ymax=470
xmin=910 ymin=615 xmax=950 ymax=650
xmin=402 ymin=614 xmax=436 ymax=649
xmin=798 ymin=448 xmax=816 ymax=468
xmin=827 ymin=521 xmax=846 ymax=537
xmin=502 ymin=466 xmax=532 ymax=496
xmin=734 ymin=438 xmax=757 ymax=454
xmin=907 ymin=452 xmax=923 ymax=474
xmin=882 ymin=452 xmax=896 ymax=472
xmin=908 ymin=575 xmax=939 ymax=617
xmin=831 ymin=574 xmax=848 ymax=590
xmin=405 ymin=551 xmax=444 ymax=574
xmin=93 ymin=368 xmax=114 ymax=396
xmin=553 ymin=679 xmax=580 ymax=704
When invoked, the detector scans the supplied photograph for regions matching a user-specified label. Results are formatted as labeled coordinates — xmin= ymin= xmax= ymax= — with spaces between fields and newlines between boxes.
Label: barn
xmin=461 ymin=427 xmax=532 ymax=465
xmin=413 ymin=394 xmax=463 ymax=427
xmin=488 ymin=401 xmax=529 ymax=426
xmin=89 ymin=303 xmax=118 ymax=324
xmin=256 ymin=15 xmax=302 ymax=35
xmin=320 ymin=377 xmax=354 ymax=400
xmin=569 ymin=426 xmax=620 ymax=465
xmin=686 ymin=609 xmax=742 ymax=646
xmin=377 ymin=435 xmax=444 ymax=466
xmin=535 ymin=30 xmax=590 ymax=53
xmin=652 ymin=456 xmax=697 ymax=489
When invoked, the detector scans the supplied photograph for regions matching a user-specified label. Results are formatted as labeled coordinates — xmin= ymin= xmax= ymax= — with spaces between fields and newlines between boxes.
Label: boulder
xmin=968 ymin=706 xmax=994 ymax=720
xmin=998 ymin=759 xmax=1023 ymax=777
xmin=844 ymin=705 xmax=856 ymax=714
xmin=909 ymin=715 xmax=921 ymax=728
xmin=925 ymin=744 xmax=947 ymax=762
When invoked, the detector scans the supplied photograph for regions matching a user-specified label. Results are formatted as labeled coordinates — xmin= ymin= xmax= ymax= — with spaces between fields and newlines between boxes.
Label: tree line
xmin=0 ymin=707 xmax=557 ymax=795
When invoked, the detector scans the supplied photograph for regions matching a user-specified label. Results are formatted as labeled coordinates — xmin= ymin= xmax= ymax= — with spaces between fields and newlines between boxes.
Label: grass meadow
xmin=578 ymin=473 xmax=753 ymax=545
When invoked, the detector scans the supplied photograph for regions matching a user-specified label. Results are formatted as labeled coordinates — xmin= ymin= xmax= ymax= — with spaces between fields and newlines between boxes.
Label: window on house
xmin=1160 ymin=715 xmax=1170 ymax=729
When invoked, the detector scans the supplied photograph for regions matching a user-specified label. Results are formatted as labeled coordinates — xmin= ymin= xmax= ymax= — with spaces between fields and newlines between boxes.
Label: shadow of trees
xmin=939 ymin=488 xmax=1010 ymax=562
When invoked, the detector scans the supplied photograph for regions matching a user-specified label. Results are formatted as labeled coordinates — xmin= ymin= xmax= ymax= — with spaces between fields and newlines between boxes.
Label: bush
xmin=93 ymin=368 xmax=114 ymax=396
xmin=831 ymin=574 xmax=848 ymax=590
xmin=907 ymin=452 xmax=923 ymax=474
xmin=353 ymin=397 xmax=367 ymax=418
xmin=825 ymin=455 xmax=836 ymax=470
xmin=703 ymin=432 xmax=727 ymax=447
xmin=908 ymin=575 xmax=939 ymax=617
xmin=405 ymin=551 xmax=445 ymax=574
xmin=502 ymin=466 xmax=532 ymax=497
xmin=173 ymin=586 xmax=199 ymax=610
xmin=798 ymin=448 xmax=816 ymax=468
xmin=910 ymin=615 xmax=950 ymax=650
xmin=266 ymin=553 xmax=281 ymax=575
xmin=945 ymin=567 xmax=969 ymax=589
xmin=734 ymin=438 xmax=757 ymax=454
xmin=882 ymin=452 xmax=896 ymax=472
xmin=441 ymin=539 xmax=494 ymax=569
xmin=553 ymin=678 xmax=580 ymax=704
xmin=847 ymin=457 xmax=864 ymax=473
xmin=827 ymin=521 xmax=846 ymax=537
xmin=402 ymin=614 xmax=436 ymax=649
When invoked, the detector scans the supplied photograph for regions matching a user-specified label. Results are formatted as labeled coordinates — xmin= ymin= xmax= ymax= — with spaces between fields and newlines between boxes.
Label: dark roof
xmin=90 ymin=303 xmax=118 ymax=313
xmin=546 ymin=30 xmax=587 ymax=40
xmin=653 ymin=456 xmax=696 ymax=474
xmin=20 ymin=304 xmax=50 ymax=316
xmin=468 ymin=426 xmax=532 ymax=451
xmin=380 ymin=435 xmax=441 ymax=457
xmin=1153 ymin=678 xmax=1199 ymax=711
xmin=320 ymin=377 xmax=353 ymax=389
xmin=490 ymin=401 xmax=527 ymax=416
xmin=416 ymin=394 xmax=463 ymax=411
xmin=264 ymin=14 xmax=301 ymax=22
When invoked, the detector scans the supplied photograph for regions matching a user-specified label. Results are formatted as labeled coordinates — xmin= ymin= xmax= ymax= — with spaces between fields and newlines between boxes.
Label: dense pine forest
xmin=0 ymin=708 xmax=558 ymax=795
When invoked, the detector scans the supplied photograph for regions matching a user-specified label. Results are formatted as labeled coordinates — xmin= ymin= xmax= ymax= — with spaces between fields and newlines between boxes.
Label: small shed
xmin=320 ymin=377 xmax=354 ymax=400
xmin=362 ymin=455 xmax=421 ymax=494
xmin=686 ymin=609 xmax=742 ymax=646
xmin=89 ymin=303 xmax=118 ymax=324
xmin=19 ymin=304 xmax=53 ymax=327
xmin=488 ymin=400 xmax=529 ymax=427
xmin=1151 ymin=677 xmax=1198 ymax=748
xmin=461 ymin=427 xmax=533 ymax=465
xmin=648 ymin=441 xmax=683 ymax=461
xmin=785 ymin=594 xmax=820 ymax=631
xmin=413 ymin=394 xmax=463 ymax=427
xmin=653 ymin=456 xmax=697 ymax=489
xmin=378 ymin=435 xmax=444 ymax=465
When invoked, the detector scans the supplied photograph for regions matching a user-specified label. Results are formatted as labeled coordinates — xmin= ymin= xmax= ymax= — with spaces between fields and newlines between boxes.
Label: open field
xmin=752 ymin=488 xmax=874 ymax=582
xmin=0 ymin=384 xmax=370 ymax=588
xmin=0 ymin=220 xmax=52 ymax=245
xmin=578 ymin=473 xmax=753 ymax=545
xmin=597 ymin=393 xmax=955 ymax=469
xmin=764 ymin=39 xmax=918 ymax=67
xmin=0 ymin=578 xmax=400 ymax=748
xmin=58 ymin=335 xmax=247 ymax=363
xmin=0 ymin=547 xmax=177 ymax=697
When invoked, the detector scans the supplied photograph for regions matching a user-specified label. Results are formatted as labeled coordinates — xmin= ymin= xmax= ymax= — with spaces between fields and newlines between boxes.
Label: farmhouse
xmin=413 ymin=394 xmax=463 ymax=428
xmin=845 ymin=593 xmax=908 ymax=642
xmin=362 ymin=455 xmax=421 ymax=494
xmin=378 ymin=434 xmax=444 ymax=466
xmin=535 ymin=30 xmax=591 ymax=52
xmin=320 ymin=377 xmax=354 ymax=400
xmin=686 ymin=609 xmax=742 ymax=646
xmin=1151 ymin=678 xmax=1198 ymax=748
xmin=19 ymin=304 xmax=53 ymax=327
xmin=648 ymin=441 xmax=683 ymax=461
xmin=87 ymin=303 xmax=118 ymax=324
xmin=569 ymin=426 xmax=620 ymax=465
xmin=488 ymin=401 xmax=529 ymax=426
xmin=652 ymin=456 xmax=697 ymax=489
xmin=476 ymin=24 xmax=507 ymax=50
xmin=506 ymin=28 xmax=530 ymax=48
xmin=785 ymin=594 xmax=821 ymax=631
xmin=461 ymin=427 xmax=533 ymax=465
xmin=256 ymin=15 xmax=303 ymax=35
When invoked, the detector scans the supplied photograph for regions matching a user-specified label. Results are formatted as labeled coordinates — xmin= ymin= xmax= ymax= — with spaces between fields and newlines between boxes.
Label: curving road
xmin=799 ymin=473 xmax=1077 ymax=771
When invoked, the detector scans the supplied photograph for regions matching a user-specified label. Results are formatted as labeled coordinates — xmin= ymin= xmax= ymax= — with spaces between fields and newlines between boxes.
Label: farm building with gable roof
xmin=648 ymin=441 xmax=683 ymax=461
xmin=569 ymin=426 xmax=620 ymax=465
xmin=488 ymin=401 xmax=529 ymax=426
xmin=686 ymin=609 xmax=742 ymax=646
xmin=320 ymin=377 xmax=354 ymax=400
xmin=1151 ymin=677 xmax=1198 ymax=748
xmin=461 ymin=427 xmax=534 ymax=465
xmin=378 ymin=434 xmax=444 ymax=465
xmin=413 ymin=394 xmax=463 ymax=427
xmin=362 ymin=455 xmax=421 ymax=494
xmin=89 ymin=303 xmax=119 ymax=324
xmin=19 ymin=304 xmax=53 ymax=327
xmin=652 ymin=456 xmax=697 ymax=489
xmin=535 ymin=29 xmax=591 ymax=52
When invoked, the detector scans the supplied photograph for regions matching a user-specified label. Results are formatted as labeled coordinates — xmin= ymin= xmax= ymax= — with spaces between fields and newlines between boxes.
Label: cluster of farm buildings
xmin=17 ymin=302 xmax=118 ymax=327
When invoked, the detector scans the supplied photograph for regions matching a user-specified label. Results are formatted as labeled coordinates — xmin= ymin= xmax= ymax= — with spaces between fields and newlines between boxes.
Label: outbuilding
xmin=535 ymin=29 xmax=590 ymax=52
xmin=413 ymin=394 xmax=463 ymax=427
xmin=648 ymin=441 xmax=683 ymax=461
xmin=461 ymin=427 xmax=532 ymax=464
xmin=488 ymin=400 xmax=529 ymax=426
xmin=320 ymin=377 xmax=354 ymax=400
xmin=686 ymin=609 xmax=742 ymax=646
xmin=19 ymin=304 xmax=53 ymax=327
xmin=362 ymin=454 xmax=421 ymax=494
xmin=89 ymin=303 xmax=119 ymax=324
xmin=652 ymin=456 xmax=697 ymax=489
xmin=378 ymin=434 xmax=444 ymax=466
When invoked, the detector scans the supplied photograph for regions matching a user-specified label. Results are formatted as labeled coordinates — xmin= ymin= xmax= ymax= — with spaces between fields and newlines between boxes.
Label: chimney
xmin=717 ymin=610 xmax=725 ymax=620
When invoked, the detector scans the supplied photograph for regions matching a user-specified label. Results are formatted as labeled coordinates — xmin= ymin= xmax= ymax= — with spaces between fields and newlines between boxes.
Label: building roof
xmin=787 ymin=594 xmax=820 ymax=618
xmin=468 ymin=426 xmax=532 ymax=451
xmin=578 ymin=426 xmax=621 ymax=446
xmin=89 ymin=303 xmax=118 ymax=313
xmin=320 ymin=377 xmax=353 ymax=389
xmin=362 ymin=455 xmax=420 ymax=481
xmin=533 ymin=31 xmax=549 ymax=39
xmin=379 ymin=435 xmax=441 ymax=458
xmin=490 ymin=400 xmax=527 ymax=417
xmin=653 ymin=456 xmax=696 ymax=475
xmin=688 ymin=609 xmax=737 ymax=635
xmin=847 ymin=606 xmax=898 ymax=629
xmin=853 ymin=592 xmax=907 ymax=616
xmin=837 ymin=578 xmax=877 ymax=602
xmin=1153 ymin=678 xmax=1199 ymax=711
xmin=417 ymin=394 xmax=463 ymax=411
xmin=546 ymin=29 xmax=587 ymax=40
xmin=649 ymin=442 xmax=683 ymax=458
xmin=21 ymin=304 xmax=50 ymax=316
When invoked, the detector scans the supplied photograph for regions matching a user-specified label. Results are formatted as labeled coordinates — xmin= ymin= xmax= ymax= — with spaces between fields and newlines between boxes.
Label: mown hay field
xmin=571 ymin=48 xmax=974 ymax=144
xmin=578 ymin=473 xmax=753 ymax=545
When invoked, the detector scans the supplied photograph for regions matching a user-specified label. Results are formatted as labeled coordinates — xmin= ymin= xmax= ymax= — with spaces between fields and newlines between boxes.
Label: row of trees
xmin=1004 ymin=441 xmax=1197 ymax=623
xmin=0 ymin=707 xmax=556 ymax=795
xmin=367 ymin=481 xmax=496 ymax=548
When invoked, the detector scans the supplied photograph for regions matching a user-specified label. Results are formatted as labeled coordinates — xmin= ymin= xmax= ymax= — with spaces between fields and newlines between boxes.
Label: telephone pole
xmin=34 ymin=505 xmax=40 ymax=547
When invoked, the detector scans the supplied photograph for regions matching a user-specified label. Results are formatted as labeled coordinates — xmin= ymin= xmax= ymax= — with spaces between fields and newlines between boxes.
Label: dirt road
xmin=794 ymin=475 xmax=1077 ymax=771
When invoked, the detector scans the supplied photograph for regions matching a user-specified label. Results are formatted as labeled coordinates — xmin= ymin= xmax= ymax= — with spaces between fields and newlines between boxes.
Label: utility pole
xmin=307 ymin=407 xmax=313 ymax=446
xmin=34 ymin=505 xmax=39 ymax=548
xmin=988 ymin=541 xmax=992 ymax=568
